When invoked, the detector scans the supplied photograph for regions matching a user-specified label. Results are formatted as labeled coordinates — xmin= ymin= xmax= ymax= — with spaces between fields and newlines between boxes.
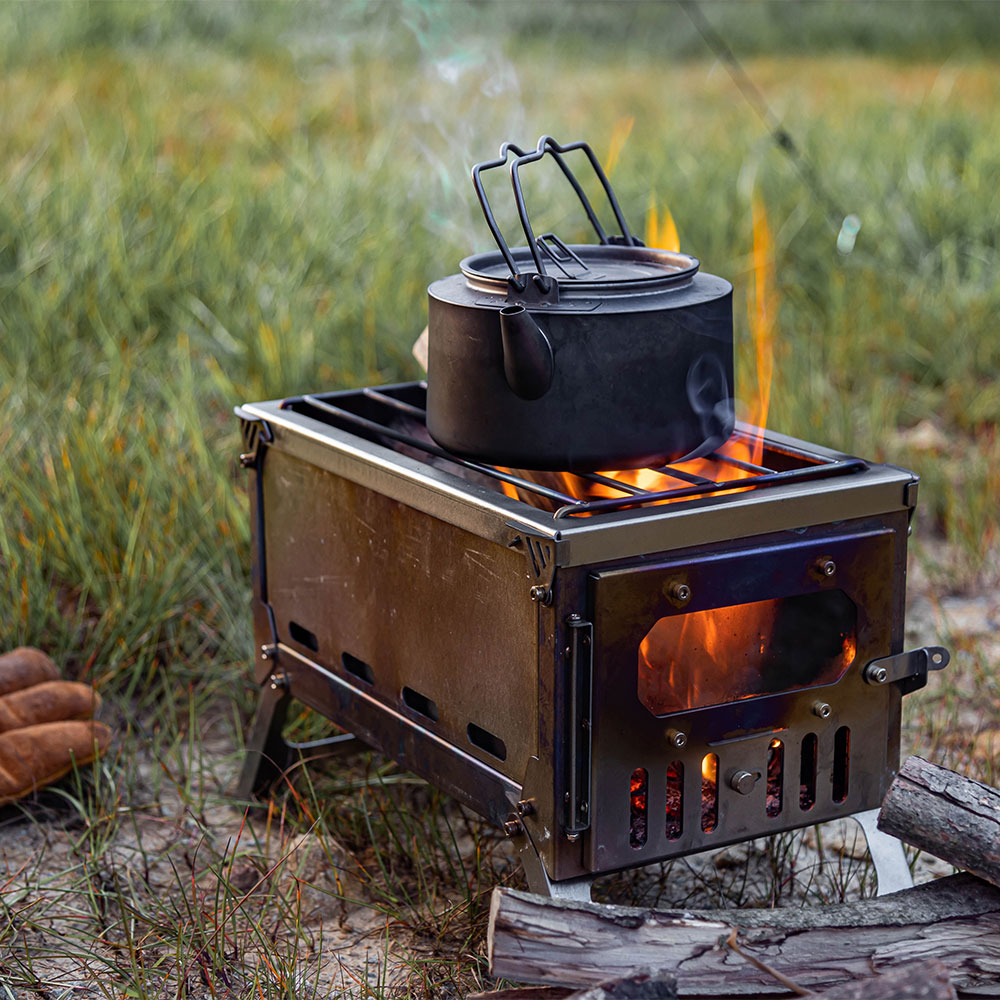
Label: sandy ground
xmin=1 ymin=542 xmax=996 ymax=997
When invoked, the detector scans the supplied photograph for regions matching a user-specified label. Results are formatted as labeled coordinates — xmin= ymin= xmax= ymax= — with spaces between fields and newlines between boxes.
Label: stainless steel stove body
xmin=237 ymin=382 xmax=946 ymax=891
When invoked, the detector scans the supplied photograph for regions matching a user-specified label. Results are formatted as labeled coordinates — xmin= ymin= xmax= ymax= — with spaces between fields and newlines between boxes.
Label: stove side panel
xmin=257 ymin=445 xmax=540 ymax=796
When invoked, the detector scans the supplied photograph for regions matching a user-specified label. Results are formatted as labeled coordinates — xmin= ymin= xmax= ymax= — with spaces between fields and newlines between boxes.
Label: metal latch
xmin=864 ymin=645 xmax=949 ymax=695
xmin=564 ymin=614 xmax=593 ymax=841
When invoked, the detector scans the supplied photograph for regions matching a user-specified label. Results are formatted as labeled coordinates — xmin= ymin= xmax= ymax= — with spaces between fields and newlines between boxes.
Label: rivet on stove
xmin=668 ymin=582 xmax=692 ymax=604
xmin=239 ymin=452 xmax=255 ymax=468
xmin=268 ymin=671 xmax=289 ymax=691
xmin=516 ymin=798 xmax=535 ymax=817
xmin=812 ymin=701 xmax=832 ymax=719
xmin=666 ymin=728 xmax=687 ymax=748
xmin=530 ymin=584 xmax=552 ymax=605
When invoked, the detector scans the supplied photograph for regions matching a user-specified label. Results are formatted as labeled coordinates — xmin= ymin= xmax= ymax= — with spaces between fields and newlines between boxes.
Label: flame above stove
xmin=498 ymin=195 xmax=778 ymax=511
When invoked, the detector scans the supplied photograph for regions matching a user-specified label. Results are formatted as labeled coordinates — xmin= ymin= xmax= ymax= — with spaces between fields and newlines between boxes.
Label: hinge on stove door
xmin=564 ymin=614 xmax=593 ymax=841
xmin=864 ymin=645 xmax=950 ymax=696
xmin=235 ymin=406 xmax=273 ymax=469
xmin=507 ymin=525 xmax=557 ymax=605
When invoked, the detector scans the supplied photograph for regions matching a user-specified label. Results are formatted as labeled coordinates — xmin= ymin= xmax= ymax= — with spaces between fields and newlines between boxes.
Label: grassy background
xmin=1 ymin=1 xmax=999 ymax=994
xmin=2 ymin=0 xmax=998 ymax=687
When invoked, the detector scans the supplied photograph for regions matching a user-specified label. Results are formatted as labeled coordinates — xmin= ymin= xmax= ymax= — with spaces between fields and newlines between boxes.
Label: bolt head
xmin=822 ymin=560 xmax=836 ymax=577
xmin=867 ymin=665 xmax=888 ymax=685
xmin=516 ymin=799 xmax=535 ymax=816
xmin=812 ymin=701 xmax=832 ymax=719
xmin=667 ymin=728 xmax=687 ymax=749
xmin=503 ymin=818 xmax=522 ymax=838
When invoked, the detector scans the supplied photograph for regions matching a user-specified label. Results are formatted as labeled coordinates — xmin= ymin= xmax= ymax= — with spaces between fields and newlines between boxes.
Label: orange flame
xmin=604 ymin=116 xmax=634 ymax=179
xmin=746 ymin=193 xmax=776 ymax=465
xmin=645 ymin=193 xmax=680 ymax=253
xmin=497 ymin=195 xmax=779 ymax=513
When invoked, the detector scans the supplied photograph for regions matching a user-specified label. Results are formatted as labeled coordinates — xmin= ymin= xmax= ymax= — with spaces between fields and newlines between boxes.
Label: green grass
xmin=1 ymin=1 xmax=999 ymax=995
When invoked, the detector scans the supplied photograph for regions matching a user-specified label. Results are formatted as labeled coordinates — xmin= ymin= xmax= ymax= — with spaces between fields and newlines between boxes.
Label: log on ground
xmin=878 ymin=755 xmax=1000 ymax=889
xmin=488 ymin=873 xmax=1000 ymax=996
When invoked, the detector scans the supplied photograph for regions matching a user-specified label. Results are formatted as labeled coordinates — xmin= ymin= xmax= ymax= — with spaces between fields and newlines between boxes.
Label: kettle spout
xmin=499 ymin=305 xmax=554 ymax=400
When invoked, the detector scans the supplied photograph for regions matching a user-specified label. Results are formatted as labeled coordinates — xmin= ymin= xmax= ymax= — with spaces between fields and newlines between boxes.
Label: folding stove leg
xmin=507 ymin=817 xmax=594 ymax=901
xmin=854 ymin=807 xmax=914 ymax=896
xmin=238 ymin=679 xmax=293 ymax=799
xmin=238 ymin=675 xmax=364 ymax=799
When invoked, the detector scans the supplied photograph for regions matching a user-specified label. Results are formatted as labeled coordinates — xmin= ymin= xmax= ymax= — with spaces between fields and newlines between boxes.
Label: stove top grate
xmin=281 ymin=382 xmax=867 ymax=518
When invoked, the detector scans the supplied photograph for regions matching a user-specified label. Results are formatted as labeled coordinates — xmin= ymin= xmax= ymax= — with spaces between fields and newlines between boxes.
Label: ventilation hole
xmin=341 ymin=651 xmax=374 ymax=685
xmin=833 ymin=726 xmax=851 ymax=802
xmin=701 ymin=754 xmax=718 ymax=833
xmin=766 ymin=739 xmax=784 ymax=817
xmin=629 ymin=768 xmax=648 ymax=849
xmin=666 ymin=761 xmax=683 ymax=841
xmin=288 ymin=620 xmax=318 ymax=652
xmin=402 ymin=686 xmax=438 ymax=722
xmin=467 ymin=723 xmax=507 ymax=761
xmin=800 ymin=733 xmax=817 ymax=810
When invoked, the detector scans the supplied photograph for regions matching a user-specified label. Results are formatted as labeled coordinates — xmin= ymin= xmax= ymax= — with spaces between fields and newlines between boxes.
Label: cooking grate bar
xmin=575 ymin=472 xmax=648 ymax=495
xmin=361 ymin=387 xmax=427 ymax=420
xmin=281 ymin=384 xmax=868 ymax=520
xmin=706 ymin=451 xmax=775 ymax=475
xmin=648 ymin=466 xmax=715 ymax=486
xmin=289 ymin=393 xmax=587 ymax=509
xmin=553 ymin=457 xmax=868 ymax=518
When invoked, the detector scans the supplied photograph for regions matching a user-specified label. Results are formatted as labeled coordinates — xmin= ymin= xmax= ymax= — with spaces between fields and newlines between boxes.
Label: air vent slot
xmin=629 ymin=768 xmax=648 ymax=849
xmin=800 ymin=733 xmax=817 ymax=810
xmin=467 ymin=723 xmax=506 ymax=761
xmin=701 ymin=754 xmax=718 ymax=833
xmin=665 ymin=761 xmax=683 ymax=841
xmin=766 ymin=739 xmax=784 ymax=817
xmin=833 ymin=725 xmax=851 ymax=802
xmin=341 ymin=652 xmax=374 ymax=685
xmin=402 ymin=686 xmax=438 ymax=722
xmin=289 ymin=620 xmax=318 ymax=652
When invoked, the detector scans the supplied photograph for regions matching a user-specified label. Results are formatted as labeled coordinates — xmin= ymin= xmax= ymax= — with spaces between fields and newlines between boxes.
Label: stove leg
xmin=854 ymin=807 xmax=913 ymax=896
xmin=238 ymin=681 xmax=292 ymax=799
xmin=509 ymin=819 xmax=594 ymax=901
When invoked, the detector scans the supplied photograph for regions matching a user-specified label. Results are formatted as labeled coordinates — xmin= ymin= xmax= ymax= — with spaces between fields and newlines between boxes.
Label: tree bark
xmin=816 ymin=960 xmax=955 ymax=998
xmin=488 ymin=873 xmax=1000 ymax=996
xmin=878 ymin=755 xmax=1000 ymax=889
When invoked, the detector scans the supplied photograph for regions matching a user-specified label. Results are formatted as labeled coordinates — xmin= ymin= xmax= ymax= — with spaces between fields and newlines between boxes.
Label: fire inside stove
xmin=638 ymin=591 xmax=857 ymax=716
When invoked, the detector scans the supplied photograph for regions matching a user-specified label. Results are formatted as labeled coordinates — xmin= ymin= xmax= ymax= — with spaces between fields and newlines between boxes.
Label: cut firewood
xmin=570 ymin=969 xmax=678 ymax=999
xmin=878 ymin=755 xmax=1000 ymax=889
xmin=488 ymin=873 xmax=1000 ymax=996
xmin=816 ymin=959 xmax=955 ymax=998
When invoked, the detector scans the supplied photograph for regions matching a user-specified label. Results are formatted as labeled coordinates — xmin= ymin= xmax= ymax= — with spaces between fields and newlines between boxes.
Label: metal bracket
xmin=854 ymin=807 xmax=913 ymax=896
xmin=508 ymin=527 xmax=558 ymax=603
xmin=235 ymin=406 xmax=273 ymax=469
xmin=864 ymin=645 xmax=949 ymax=695
xmin=504 ymin=813 xmax=594 ymax=901
xmin=564 ymin=615 xmax=593 ymax=840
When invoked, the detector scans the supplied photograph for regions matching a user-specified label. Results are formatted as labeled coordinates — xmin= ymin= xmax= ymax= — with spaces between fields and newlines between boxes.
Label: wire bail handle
xmin=471 ymin=136 xmax=638 ymax=291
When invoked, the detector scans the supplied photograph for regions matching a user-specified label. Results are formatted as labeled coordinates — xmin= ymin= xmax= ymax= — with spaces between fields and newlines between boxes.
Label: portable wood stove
xmin=236 ymin=381 xmax=949 ymax=899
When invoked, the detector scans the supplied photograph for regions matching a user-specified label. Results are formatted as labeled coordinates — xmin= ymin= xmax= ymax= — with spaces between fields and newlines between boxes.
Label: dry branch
xmin=488 ymin=873 xmax=1000 ymax=996
xmin=878 ymin=755 xmax=1000 ymax=889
